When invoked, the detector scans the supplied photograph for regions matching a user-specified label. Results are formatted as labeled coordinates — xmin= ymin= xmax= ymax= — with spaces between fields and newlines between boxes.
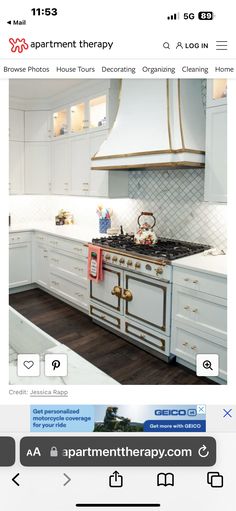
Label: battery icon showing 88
xmin=198 ymin=11 xmax=214 ymax=20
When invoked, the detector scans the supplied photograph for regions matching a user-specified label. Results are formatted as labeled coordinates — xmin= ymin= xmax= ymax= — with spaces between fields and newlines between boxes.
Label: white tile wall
xmin=9 ymin=167 xmax=227 ymax=249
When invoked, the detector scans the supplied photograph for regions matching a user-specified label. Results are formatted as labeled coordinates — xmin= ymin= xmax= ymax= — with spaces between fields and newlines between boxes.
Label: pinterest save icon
xmin=9 ymin=38 xmax=29 ymax=53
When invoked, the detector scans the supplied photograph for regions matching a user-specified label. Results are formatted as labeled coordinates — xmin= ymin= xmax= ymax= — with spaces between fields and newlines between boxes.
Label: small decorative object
xmin=96 ymin=204 xmax=113 ymax=233
xmin=134 ymin=212 xmax=157 ymax=245
xmin=55 ymin=209 xmax=74 ymax=226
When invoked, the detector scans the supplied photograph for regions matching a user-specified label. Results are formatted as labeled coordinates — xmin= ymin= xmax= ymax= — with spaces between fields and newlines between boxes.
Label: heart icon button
xmin=23 ymin=360 xmax=34 ymax=370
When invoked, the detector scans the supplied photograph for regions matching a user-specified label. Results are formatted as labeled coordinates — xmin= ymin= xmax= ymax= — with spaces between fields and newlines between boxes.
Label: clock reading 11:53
xmin=31 ymin=8 xmax=58 ymax=16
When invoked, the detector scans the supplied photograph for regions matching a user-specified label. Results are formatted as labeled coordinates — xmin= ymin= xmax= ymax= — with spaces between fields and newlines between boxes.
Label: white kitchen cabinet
xmin=25 ymin=142 xmax=51 ymax=194
xmin=25 ymin=111 xmax=51 ymax=141
xmin=51 ymin=139 xmax=71 ymax=194
xmin=50 ymin=272 xmax=89 ymax=309
xmin=172 ymin=322 xmax=227 ymax=381
xmin=33 ymin=243 xmax=49 ymax=288
xmin=9 ymin=109 xmax=24 ymax=141
xmin=204 ymin=105 xmax=227 ymax=203
xmin=48 ymin=235 xmax=89 ymax=311
xmin=9 ymin=242 xmax=32 ymax=288
xmin=70 ymin=135 xmax=90 ymax=195
xmin=171 ymin=266 xmax=227 ymax=381
xmin=9 ymin=141 xmax=24 ymax=195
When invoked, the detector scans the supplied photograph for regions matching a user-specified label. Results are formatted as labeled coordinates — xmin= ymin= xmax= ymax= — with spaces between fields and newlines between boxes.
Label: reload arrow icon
xmin=12 ymin=473 xmax=20 ymax=486
xmin=63 ymin=473 xmax=71 ymax=486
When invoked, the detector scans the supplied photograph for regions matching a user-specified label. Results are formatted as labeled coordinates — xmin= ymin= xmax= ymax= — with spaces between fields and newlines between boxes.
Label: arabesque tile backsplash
xmin=9 ymin=167 xmax=227 ymax=249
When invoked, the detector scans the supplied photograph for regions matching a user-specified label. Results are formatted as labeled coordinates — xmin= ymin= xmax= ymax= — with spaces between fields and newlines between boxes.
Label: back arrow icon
xmin=63 ymin=473 xmax=71 ymax=486
xmin=12 ymin=473 xmax=20 ymax=486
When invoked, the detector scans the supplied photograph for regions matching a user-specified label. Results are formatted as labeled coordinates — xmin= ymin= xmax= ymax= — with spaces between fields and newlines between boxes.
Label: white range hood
xmin=91 ymin=79 xmax=205 ymax=170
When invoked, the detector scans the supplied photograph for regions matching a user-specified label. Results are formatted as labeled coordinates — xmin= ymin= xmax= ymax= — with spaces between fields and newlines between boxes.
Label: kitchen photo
xmin=9 ymin=78 xmax=227 ymax=385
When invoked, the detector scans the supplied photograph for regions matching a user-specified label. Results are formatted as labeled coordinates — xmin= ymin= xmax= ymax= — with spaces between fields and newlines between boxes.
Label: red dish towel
xmin=87 ymin=245 xmax=104 ymax=281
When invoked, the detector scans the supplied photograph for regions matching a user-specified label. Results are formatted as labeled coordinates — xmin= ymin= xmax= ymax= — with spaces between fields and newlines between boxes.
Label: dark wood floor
xmin=9 ymin=289 xmax=215 ymax=385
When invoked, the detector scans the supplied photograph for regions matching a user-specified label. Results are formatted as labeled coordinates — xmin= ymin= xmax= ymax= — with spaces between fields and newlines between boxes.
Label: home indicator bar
xmin=75 ymin=506 xmax=161 ymax=508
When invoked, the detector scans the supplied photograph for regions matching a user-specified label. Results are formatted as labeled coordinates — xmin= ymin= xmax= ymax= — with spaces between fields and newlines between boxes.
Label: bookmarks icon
xmin=157 ymin=473 xmax=175 ymax=487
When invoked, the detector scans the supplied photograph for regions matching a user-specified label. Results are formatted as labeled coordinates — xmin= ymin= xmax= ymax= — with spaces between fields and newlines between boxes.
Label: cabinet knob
xmin=193 ymin=280 xmax=199 ymax=284
xmin=184 ymin=305 xmax=190 ymax=310
xmin=191 ymin=345 xmax=197 ymax=350
xmin=182 ymin=342 xmax=188 ymax=347
xmin=192 ymin=308 xmax=198 ymax=313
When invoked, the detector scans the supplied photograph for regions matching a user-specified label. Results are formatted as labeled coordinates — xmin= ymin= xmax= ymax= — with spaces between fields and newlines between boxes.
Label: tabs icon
xmin=157 ymin=472 xmax=175 ymax=487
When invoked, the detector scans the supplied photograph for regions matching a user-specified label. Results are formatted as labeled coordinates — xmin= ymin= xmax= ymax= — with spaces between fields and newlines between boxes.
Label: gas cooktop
xmin=91 ymin=235 xmax=211 ymax=261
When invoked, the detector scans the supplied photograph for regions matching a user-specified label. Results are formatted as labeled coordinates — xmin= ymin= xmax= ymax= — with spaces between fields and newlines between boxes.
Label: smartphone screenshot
xmin=0 ymin=1 xmax=234 ymax=509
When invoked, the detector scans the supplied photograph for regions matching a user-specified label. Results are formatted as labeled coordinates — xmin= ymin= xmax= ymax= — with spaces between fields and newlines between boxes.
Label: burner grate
xmin=91 ymin=236 xmax=211 ymax=261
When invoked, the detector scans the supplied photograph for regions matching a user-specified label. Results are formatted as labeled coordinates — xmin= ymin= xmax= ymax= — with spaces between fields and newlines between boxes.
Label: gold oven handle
xmin=121 ymin=289 xmax=133 ymax=302
xmin=111 ymin=285 xmax=122 ymax=298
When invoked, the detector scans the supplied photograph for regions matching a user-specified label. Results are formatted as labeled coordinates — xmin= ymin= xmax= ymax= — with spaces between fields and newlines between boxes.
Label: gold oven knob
xmin=119 ymin=258 xmax=125 ymax=264
xmin=112 ymin=256 xmax=118 ymax=262
xmin=127 ymin=260 xmax=133 ymax=266
xmin=105 ymin=254 xmax=111 ymax=260
xmin=135 ymin=262 xmax=141 ymax=269
xmin=156 ymin=267 xmax=163 ymax=275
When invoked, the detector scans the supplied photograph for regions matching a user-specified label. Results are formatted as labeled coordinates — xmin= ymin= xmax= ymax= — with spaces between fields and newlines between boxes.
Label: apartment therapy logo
xmin=9 ymin=39 xmax=114 ymax=52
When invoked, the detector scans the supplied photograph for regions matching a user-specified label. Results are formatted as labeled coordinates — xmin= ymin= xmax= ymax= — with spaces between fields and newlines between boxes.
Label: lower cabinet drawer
xmin=50 ymin=250 xmax=87 ymax=283
xmin=34 ymin=232 xmax=48 ymax=244
xmin=173 ymin=286 xmax=227 ymax=341
xmin=50 ymin=273 xmax=88 ymax=310
xmin=125 ymin=320 xmax=170 ymax=355
xmin=171 ymin=322 xmax=227 ymax=379
xmin=90 ymin=305 xmax=121 ymax=330
xmin=173 ymin=267 xmax=227 ymax=299
xmin=48 ymin=236 xmax=88 ymax=257
xmin=9 ymin=232 xmax=31 ymax=244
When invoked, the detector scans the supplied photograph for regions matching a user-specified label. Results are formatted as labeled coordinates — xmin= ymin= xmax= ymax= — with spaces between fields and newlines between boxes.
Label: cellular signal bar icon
xmin=167 ymin=12 xmax=180 ymax=20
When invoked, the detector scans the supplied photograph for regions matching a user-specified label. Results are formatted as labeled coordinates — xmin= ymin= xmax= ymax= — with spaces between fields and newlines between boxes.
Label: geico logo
xmin=155 ymin=410 xmax=187 ymax=416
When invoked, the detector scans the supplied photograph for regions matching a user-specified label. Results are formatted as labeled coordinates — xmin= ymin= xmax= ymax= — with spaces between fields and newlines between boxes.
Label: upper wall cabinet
xmin=204 ymin=80 xmax=227 ymax=204
xmin=51 ymin=81 xmax=120 ymax=139
xmin=9 ymin=109 xmax=24 ymax=141
xmin=9 ymin=141 xmax=24 ymax=194
xmin=52 ymin=94 xmax=107 ymax=138
xmin=51 ymin=139 xmax=71 ymax=194
xmin=25 ymin=143 xmax=51 ymax=195
xmin=25 ymin=111 xmax=51 ymax=141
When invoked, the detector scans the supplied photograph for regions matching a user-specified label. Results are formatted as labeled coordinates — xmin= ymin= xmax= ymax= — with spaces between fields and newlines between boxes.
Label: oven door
xmin=90 ymin=265 xmax=124 ymax=314
xmin=123 ymin=271 xmax=171 ymax=335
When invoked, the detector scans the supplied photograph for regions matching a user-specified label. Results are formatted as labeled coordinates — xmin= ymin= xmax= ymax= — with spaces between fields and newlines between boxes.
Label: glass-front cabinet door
xmin=52 ymin=94 xmax=107 ymax=137
xmin=53 ymin=109 xmax=68 ymax=137
xmin=89 ymin=95 xmax=107 ymax=129
xmin=207 ymin=79 xmax=227 ymax=107
xmin=70 ymin=102 xmax=86 ymax=132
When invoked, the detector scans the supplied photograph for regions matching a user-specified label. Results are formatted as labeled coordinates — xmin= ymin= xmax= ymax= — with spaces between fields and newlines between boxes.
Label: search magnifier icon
xmin=203 ymin=360 xmax=213 ymax=371
xmin=163 ymin=41 xmax=170 ymax=49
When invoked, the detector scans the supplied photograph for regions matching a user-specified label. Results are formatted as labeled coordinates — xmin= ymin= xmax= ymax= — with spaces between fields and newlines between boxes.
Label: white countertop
xmin=9 ymin=223 xmax=102 ymax=244
xmin=9 ymin=223 xmax=227 ymax=277
xmin=172 ymin=252 xmax=227 ymax=278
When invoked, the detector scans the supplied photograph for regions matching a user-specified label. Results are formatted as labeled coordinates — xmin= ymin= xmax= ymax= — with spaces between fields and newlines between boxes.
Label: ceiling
xmin=9 ymin=79 xmax=84 ymax=100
